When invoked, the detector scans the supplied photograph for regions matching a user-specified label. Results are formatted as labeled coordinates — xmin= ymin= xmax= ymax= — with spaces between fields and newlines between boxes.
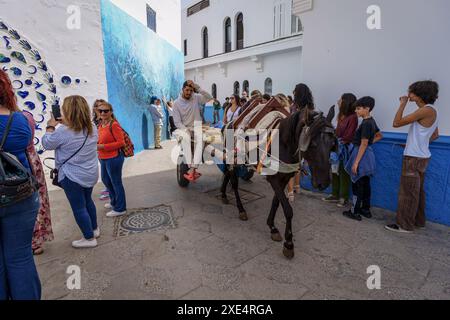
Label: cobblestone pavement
xmin=36 ymin=141 xmax=450 ymax=300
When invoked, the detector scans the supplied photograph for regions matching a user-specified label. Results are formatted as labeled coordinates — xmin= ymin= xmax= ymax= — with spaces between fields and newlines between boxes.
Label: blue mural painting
xmin=100 ymin=0 xmax=184 ymax=152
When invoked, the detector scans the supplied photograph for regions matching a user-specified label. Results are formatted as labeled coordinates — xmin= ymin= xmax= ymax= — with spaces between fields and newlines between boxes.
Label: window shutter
xmin=292 ymin=0 xmax=313 ymax=16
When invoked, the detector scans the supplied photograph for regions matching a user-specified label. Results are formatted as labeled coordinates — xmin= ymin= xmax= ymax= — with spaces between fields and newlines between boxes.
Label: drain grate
xmin=113 ymin=205 xmax=176 ymax=237
xmin=208 ymin=188 xmax=265 ymax=205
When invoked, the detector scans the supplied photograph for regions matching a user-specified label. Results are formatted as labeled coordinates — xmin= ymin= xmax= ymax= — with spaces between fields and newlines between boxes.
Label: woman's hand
xmin=46 ymin=112 xmax=59 ymax=130
xmin=97 ymin=144 xmax=105 ymax=150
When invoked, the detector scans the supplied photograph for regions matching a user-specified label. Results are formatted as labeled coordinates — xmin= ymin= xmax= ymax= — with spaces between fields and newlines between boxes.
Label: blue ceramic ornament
xmin=10 ymin=67 xmax=22 ymax=76
xmin=0 ymin=54 xmax=11 ymax=63
xmin=25 ymin=101 xmax=36 ymax=110
xmin=61 ymin=75 xmax=72 ymax=85
xmin=36 ymin=92 xmax=47 ymax=102
xmin=19 ymin=40 xmax=32 ymax=51
xmin=11 ymin=51 xmax=27 ymax=64
xmin=17 ymin=90 xmax=29 ymax=99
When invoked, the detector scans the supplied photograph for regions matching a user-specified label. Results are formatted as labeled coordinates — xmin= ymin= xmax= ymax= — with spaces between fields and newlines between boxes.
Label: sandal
xmin=33 ymin=247 xmax=44 ymax=256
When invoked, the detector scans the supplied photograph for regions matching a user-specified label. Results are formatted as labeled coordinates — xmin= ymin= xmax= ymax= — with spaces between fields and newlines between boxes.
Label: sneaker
xmin=106 ymin=210 xmax=127 ymax=218
xmin=337 ymin=199 xmax=350 ymax=208
xmin=72 ymin=238 xmax=98 ymax=249
xmin=385 ymin=224 xmax=413 ymax=234
xmin=288 ymin=192 xmax=295 ymax=203
xmin=361 ymin=209 xmax=372 ymax=219
xmin=343 ymin=210 xmax=362 ymax=221
xmin=99 ymin=194 xmax=110 ymax=201
xmin=94 ymin=228 xmax=101 ymax=239
xmin=322 ymin=195 xmax=339 ymax=203
xmin=104 ymin=203 xmax=112 ymax=209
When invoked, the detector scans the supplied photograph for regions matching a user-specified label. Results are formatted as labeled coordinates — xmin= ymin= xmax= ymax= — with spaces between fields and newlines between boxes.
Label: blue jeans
xmin=100 ymin=153 xmax=126 ymax=212
xmin=60 ymin=178 xmax=98 ymax=240
xmin=0 ymin=192 xmax=41 ymax=300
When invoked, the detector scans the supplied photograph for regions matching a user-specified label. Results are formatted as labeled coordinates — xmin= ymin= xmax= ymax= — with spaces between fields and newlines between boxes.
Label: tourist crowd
xmin=0 ymin=66 xmax=441 ymax=300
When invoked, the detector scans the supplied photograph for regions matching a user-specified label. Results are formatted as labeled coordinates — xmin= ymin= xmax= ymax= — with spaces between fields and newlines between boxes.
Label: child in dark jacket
xmin=343 ymin=97 xmax=383 ymax=221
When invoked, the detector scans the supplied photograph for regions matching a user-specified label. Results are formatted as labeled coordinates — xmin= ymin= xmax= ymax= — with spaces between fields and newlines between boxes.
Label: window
xmin=187 ymin=0 xmax=210 ymax=17
xmin=184 ymin=39 xmax=188 ymax=56
xmin=202 ymin=27 xmax=209 ymax=58
xmin=273 ymin=2 xmax=286 ymax=38
xmin=264 ymin=78 xmax=273 ymax=95
xmin=236 ymin=13 xmax=244 ymax=50
xmin=212 ymin=84 xmax=217 ymax=99
xmin=234 ymin=81 xmax=240 ymax=95
xmin=243 ymin=81 xmax=249 ymax=95
xmin=291 ymin=15 xmax=303 ymax=34
xmin=146 ymin=5 xmax=157 ymax=32
xmin=224 ymin=18 xmax=232 ymax=53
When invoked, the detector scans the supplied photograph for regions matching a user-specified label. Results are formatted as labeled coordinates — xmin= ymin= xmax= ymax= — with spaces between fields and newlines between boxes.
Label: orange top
xmin=98 ymin=121 xmax=125 ymax=160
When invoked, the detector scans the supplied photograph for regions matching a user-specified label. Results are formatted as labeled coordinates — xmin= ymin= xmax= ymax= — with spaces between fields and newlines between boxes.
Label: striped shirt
xmin=42 ymin=125 xmax=99 ymax=188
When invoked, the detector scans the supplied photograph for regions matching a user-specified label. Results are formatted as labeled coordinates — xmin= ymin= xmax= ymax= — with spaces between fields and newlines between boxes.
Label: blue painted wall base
xmin=301 ymin=132 xmax=450 ymax=226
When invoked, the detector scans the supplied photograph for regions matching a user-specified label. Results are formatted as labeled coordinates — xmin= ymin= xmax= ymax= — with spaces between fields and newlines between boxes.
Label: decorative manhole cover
xmin=207 ymin=188 xmax=265 ymax=205
xmin=113 ymin=205 xmax=176 ymax=237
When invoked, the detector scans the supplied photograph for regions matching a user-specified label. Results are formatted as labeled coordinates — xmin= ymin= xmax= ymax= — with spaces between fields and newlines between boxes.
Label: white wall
xmin=300 ymin=0 xmax=450 ymax=135
xmin=0 ymin=0 xmax=107 ymax=105
xmin=186 ymin=49 xmax=302 ymax=102
xmin=182 ymin=0 xmax=295 ymax=62
xmin=111 ymin=0 xmax=182 ymax=50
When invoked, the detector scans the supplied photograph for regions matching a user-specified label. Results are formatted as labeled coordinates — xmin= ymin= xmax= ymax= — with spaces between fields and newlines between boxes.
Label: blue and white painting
xmin=101 ymin=0 xmax=184 ymax=152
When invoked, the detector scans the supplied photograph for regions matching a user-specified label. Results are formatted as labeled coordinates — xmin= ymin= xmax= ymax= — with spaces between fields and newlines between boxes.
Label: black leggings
xmin=352 ymin=176 xmax=371 ymax=212
xmin=169 ymin=116 xmax=177 ymax=134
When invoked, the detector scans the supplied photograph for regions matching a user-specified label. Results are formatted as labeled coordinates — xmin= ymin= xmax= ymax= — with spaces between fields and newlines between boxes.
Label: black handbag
xmin=44 ymin=133 xmax=88 ymax=188
xmin=0 ymin=113 xmax=39 ymax=208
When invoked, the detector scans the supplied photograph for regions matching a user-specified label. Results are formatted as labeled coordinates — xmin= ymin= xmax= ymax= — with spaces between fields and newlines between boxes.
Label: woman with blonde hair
xmin=43 ymin=95 xmax=100 ymax=249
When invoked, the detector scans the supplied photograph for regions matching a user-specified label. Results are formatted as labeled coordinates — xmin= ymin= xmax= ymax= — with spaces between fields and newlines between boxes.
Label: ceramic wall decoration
xmin=0 ymin=19 xmax=84 ymax=150
xmin=3 ymin=36 xmax=11 ymax=49
xmin=11 ymin=51 xmax=27 ymax=63
xmin=38 ymin=61 xmax=47 ymax=71
xmin=27 ymin=65 xmax=37 ymax=74
xmin=19 ymin=40 xmax=31 ymax=51
xmin=61 ymin=75 xmax=71 ymax=85
xmin=17 ymin=90 xmax=29 ymax=99
xmin=10 ymin=66 xmax=22 ymax=76
xmin=30 ymin=49 xmax=41 ymax=61
xmin=12 ymin=79 xmax=23 ymax=89
xmin=0 ymin=53 xmax=10 ymax=63
xmin=8 ymin=29 xmax=20 ymax=40
xmin=36 ymin=91 xmax=46 ymax=102
xmin=25 ymin=101 xmax=36 ymax=110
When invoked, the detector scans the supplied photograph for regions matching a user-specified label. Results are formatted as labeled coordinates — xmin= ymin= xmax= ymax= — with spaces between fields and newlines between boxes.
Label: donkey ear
xmin=326 ymin=105 xmax=336 ymax=123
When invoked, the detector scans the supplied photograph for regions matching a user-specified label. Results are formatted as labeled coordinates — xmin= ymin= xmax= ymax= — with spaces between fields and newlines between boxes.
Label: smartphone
xmin=52 ymin=103 xmax=62 ymax=120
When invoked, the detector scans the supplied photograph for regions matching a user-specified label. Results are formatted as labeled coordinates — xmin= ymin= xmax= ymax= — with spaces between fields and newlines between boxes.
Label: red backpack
xmin=109 ymin=121 xmax=135 ymax=158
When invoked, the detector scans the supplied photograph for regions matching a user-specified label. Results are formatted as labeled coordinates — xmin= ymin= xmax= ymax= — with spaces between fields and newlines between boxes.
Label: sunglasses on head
xmin=98 ymin=109 xmax=111 ymax=114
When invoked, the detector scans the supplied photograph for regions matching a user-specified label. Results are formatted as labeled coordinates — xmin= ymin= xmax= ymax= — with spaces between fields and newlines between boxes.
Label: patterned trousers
xmin=396 ymin=156 xmax=430 ymax=231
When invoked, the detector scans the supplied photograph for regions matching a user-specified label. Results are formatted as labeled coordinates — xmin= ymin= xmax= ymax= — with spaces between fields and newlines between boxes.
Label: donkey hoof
xmin=271 ymin=232 xmax=283 ymax=242
xmin=283 ymin=247 xmax=295 ymax=260
xmin=239 ymin=212 xmax=249 ymax=221
xmin=222 ymin=197 xmax=229 ymax=205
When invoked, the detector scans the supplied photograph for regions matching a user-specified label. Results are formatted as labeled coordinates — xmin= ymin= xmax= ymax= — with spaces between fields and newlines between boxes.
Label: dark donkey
xmin=220 ymin=106 xmax=337 ymax=259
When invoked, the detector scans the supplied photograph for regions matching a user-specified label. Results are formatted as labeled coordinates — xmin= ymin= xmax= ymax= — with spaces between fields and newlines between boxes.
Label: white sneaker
xmin=72 ymin=238 xmax=98 ymax=249
xmin=106 ymin=210 xmax=127 ymax=218
xmin=94 ymin=228 xmax=101 ymax=239
xmin=104 ymin=203 xmax=112 ymax=209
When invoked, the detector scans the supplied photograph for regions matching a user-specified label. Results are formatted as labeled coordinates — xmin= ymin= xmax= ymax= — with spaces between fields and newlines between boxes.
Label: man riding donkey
xmin=173 ymin=80 xmax=213 ymax=182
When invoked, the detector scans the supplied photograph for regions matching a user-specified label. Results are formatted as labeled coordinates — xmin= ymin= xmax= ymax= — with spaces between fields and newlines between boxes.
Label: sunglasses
xmin=98 ymin=109 xmax=111 ymax=114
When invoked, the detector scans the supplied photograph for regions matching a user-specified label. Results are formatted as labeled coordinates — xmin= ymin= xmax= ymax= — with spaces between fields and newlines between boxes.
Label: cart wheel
xmin=177 ymin=157 xmax=190 ymax=188
xmin=241 ymin=169 xmax=255 ymax=182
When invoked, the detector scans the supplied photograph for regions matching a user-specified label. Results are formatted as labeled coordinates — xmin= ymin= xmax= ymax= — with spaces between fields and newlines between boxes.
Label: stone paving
xmin=36 ymin=141 xmax=450 ymax=300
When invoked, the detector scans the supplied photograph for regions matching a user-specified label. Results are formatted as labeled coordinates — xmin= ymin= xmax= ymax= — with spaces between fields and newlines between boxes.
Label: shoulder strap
xmin=61 ymin=132 xmax=89 ymax=167
xmin=109 ymin=121 xmax=117 ymax=142
xmin=0 ymin=112 xmax=15 ymax=151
